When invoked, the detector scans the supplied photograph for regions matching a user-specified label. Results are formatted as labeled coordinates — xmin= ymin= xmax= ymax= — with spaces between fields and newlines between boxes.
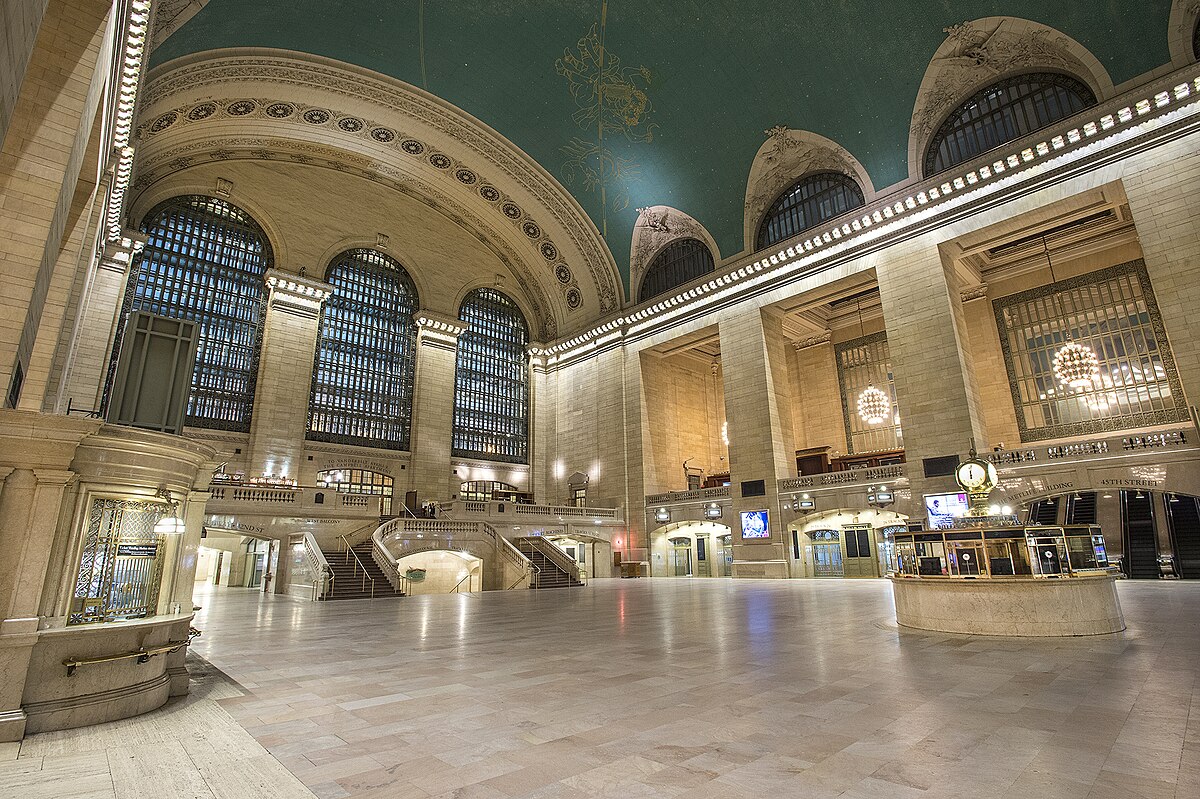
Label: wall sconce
xmin=704 ymin=503 xmax=723 ymax=519
xmin=794 ymin=494 xmax=815 ymax=512
xmin=654 ymin=508 xmax=670 ymax=523
xmin=153 ymin=486 xmax=185 ymax=535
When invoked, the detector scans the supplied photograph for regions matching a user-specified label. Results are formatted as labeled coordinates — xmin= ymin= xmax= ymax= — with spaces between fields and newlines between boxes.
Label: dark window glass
xmin=756 ymin=172 xmax=865 ymax=250
xmin=1194 ymin=18 xmax=1200 ymax=60
xmin=924 ymin=73 xmax=1096 ymax=176
xmin=452 ymin=288 xmax=529 ymax=463
xmin=308 ymin=249 xmax=418 ymax=450
xmin=113 ymin=195 xmax=272 ymax=431
xmin=638 ymin=238 xmax=715 ymax=302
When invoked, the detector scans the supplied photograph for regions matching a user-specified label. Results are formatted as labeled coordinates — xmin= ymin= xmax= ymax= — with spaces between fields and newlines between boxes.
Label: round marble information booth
xmin=889 ymin=524 xmax=1125 ymax=636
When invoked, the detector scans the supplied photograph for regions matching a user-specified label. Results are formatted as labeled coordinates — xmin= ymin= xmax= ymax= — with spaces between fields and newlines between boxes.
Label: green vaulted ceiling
xmin=153 ymin=1 xmax=1176 ymax=295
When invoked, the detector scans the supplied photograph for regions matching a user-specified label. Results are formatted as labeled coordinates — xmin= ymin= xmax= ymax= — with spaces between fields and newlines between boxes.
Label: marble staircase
xmin=321 ymin=542 xmax=407 ymax=600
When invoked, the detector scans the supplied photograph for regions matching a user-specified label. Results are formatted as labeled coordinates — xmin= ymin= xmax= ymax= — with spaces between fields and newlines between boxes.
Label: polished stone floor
xmin=8 ymin=578 xmax=1200 ymax=798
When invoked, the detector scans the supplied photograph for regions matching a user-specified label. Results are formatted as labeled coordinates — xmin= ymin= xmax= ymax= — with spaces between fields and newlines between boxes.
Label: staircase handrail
xmin=370 ymin=526 xmax=409 ymax=594
xmin=479 ymin=522 xmax=532 ymax=571
xmin=338 ymin=533 xmax=376 ymax=599
xmin=520 ymin=536 xmax=583 ymax=583
xmin=301 ymin=532 xmax=333 ymax=601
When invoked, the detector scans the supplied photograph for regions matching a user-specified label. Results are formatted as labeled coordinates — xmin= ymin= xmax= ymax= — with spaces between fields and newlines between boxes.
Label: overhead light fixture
xmin=852 ymin=296 xmax=891 ymax=425
xmin=1041 ymin=235 xmax=1099 ymax=390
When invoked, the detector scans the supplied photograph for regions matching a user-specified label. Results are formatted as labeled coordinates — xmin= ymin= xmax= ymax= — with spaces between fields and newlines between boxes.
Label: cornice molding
xmin=138 ymin=50 xmax=622 ymax=319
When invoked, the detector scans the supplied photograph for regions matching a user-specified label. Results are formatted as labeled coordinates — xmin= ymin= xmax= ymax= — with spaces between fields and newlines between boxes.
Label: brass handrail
xmin=64 ymin=627 xmax=201 ymax=676
xmin=338 ymin=533 xmax=375 ymax=598
xmin=450 ymin=573 xmax=472 ymax=593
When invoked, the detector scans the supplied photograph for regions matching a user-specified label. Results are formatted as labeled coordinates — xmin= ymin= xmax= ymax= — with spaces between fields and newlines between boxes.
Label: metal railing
xmin=518 ymin=536 xmax=583 ymax=585
xmin=372 ymin=517 xmax=533 ymax=590
xmin=337 ymin=533 xmax=375 ymax=599
xmin=441 ymin=500 xmax=621 ymax=521
xmin=301 ymin=532 xmax=333 ymax=601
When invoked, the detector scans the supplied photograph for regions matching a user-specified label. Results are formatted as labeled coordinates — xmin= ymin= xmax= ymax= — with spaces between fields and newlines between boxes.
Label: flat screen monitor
xmin=924 ymin=492 xmax=969 ymax=528
xmin=740 ymin=509 xmax=770 ymax=539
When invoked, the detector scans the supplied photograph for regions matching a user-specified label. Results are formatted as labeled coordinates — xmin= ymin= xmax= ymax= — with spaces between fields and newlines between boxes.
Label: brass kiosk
xmin=889 ymin=452 xmax=1125 ymax=636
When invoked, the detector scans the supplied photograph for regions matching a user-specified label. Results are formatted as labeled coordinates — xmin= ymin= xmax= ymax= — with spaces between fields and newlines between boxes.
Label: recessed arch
xmin=743 ymin=128 xmax=873 ymax=252
xmin=1168 ymin=0 xmax=1200 ymax=67
xmin=308 ymin=248 xmax=420 ymax=451
xmin=629 ymin=205 xmax=721 ymax=305
xmin=637 ymin=238 xmax=716 ymax=304
xmin=113 ymin=194 xmax=273 ymax=432
xmin=755 ymin=171 xmax=866 ymax=251
xmin=907 ymin=17 xmax=1113 ymax=179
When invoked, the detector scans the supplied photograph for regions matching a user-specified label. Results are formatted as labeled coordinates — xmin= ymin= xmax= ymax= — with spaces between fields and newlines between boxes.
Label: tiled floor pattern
xmin=8 ymin=578 xmax=1200 ymax=798
xmin=0 ymin=648 xmax=315 ymax=797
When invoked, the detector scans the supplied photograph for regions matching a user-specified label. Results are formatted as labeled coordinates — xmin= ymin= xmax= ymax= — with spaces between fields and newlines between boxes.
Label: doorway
xmin=668 ymin=536 xmax=693 ymax=576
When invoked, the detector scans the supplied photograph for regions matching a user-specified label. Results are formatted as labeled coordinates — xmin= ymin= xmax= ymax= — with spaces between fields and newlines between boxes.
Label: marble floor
xmin=7 ymin=578 xmax=1200 ymax=798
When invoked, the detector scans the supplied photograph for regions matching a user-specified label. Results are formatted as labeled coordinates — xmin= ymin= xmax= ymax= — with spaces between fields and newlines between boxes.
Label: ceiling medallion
xmin=856 ymin=385 xmax=891 ymax=425
xmin=1053 ymin=341 xmax=1100 ymax=389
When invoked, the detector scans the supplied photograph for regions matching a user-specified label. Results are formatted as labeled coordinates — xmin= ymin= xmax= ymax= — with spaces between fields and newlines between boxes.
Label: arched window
xmin=308 ymin=249 xmax=419 ymax=450
xmin=452 ymin=288 xmax=529 ymax=464
xmin=924 ymin=73 xmax=1097 ymax=176
xmin=1193 ymin=18 xmax=1200 ymax=60
xmin=757 ymin=172 xmax=865 ymax=250
xmin=638 ymin=238 xmax=715 ymax=303
xmin=115 ymin=195 xmax=272 ymax=430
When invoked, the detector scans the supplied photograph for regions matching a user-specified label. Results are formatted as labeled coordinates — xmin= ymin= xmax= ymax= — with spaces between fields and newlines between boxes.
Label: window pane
xmin=111 ymin=196 xmax=271 ymax=431
xmin=925 ymin=73 xmax=1096 ymax=176
xmin=308 ymin=249 xmax=419 ymax=450
xmin=994 ymin=261 xmax=1188 ymax=440
xmin=452 ymin=289 xmax=529 ymax=464
xmin=757 ymin=172 xmax=865 ymax=251
xmin=835 ymin=331 xmax=902 ymax=454
xmin=638 ymin=238 xmax=715 ymax=303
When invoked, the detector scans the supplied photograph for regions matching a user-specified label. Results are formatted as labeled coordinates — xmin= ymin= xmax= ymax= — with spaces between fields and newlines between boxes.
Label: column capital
xmin=959 ymin=282 xmax=989 ymax=302
xmin=30 ymin=469 xmax=77 ymax=488
xmin=265 ymin=269 xmax=334 ymax=317
xmin=415 ymin=311 xmax=467 ymax=350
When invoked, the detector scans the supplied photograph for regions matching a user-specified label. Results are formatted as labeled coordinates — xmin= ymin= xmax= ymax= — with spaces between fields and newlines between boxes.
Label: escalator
xmin=1066 ymin=492 xmax=1097 ymax=525
xmin=1121 ymin=490 xmax=1159 ymax=579
xmin=1028 ymin=497 xmax=1059 ymax=526
xmin=1166 ymin=494 xmax=1200 ymax=579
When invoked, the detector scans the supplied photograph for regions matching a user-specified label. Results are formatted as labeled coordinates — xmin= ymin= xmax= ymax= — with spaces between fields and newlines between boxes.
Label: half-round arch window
xmin=924 ymin=72 xmax=1097 ymax=176
xmin=1193 ymin=17 xmax=1200 ymax=60
xmin=308 ymin=249 xmax=419 ymax=450
xmin=114 ymin=195 xmax=272 ymax=430
xmin=757 ymin=172 xmax=865 ymax=251
xmin=453 ymin=288 xmax=529 ymax=464
xmin=638 ymin=238 xmax=715 ymax=303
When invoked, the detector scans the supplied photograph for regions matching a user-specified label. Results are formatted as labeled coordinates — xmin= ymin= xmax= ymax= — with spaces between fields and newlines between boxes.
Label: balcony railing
xmin=441 ymin=500 xmax=621 ymax=523
xmin=646 ymin=486 xmax=731 ymax=506
xmin=206 ymin=485 xmax=383 ymax=515
xmin=779 ymin=464 xmax=907 ymax=492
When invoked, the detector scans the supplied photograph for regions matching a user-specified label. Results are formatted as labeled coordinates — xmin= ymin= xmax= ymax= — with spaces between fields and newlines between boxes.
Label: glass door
xmin=668 ymin=537 xmax=693 ymax=576
xmin=813 ymin=543 xmax=844 ymax=577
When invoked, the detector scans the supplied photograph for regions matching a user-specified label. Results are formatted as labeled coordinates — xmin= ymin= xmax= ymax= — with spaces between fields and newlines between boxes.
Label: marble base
xmin=731 ymin=559 xmax=790 ymax=579
xmin=11 ymin=614 xmax=194 ymax=739
xmin=891 ymin=574 xmax=1126 ymax=636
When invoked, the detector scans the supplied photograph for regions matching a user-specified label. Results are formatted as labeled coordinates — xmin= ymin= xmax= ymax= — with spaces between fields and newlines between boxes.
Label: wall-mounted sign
xmin=116 ymin=543 xmax=158 ymax=557
xmin=740 ymin=509 xmax=770 ymax=539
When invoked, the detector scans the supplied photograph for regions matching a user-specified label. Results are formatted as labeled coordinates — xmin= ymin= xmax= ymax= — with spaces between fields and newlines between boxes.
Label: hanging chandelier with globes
xmin=857 ymin=384 xmax=891 ymax=425
xmin=1041 ymin=235 xmax=1099 ymax=390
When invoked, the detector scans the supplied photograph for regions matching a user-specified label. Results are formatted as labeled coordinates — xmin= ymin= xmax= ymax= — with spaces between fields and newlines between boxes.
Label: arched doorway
xmin=787 ymin=509 xmax=909 ymax=578
xmin=395 ymin=550 xmax=483 ymax=594
xmin=648 ymin=521 xmax=733 ymax=577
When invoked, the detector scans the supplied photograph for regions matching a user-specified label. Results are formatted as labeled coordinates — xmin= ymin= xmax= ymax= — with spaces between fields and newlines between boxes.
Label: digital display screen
xmin=740 ymin=509 xmax=770 ymax=539
xmin=924 ymin=492 xmax=969 ymax=528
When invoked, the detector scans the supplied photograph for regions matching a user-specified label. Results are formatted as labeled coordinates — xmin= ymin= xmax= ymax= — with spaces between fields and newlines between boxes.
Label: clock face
xmin=956 ymin=460 xmax=994 ymax=490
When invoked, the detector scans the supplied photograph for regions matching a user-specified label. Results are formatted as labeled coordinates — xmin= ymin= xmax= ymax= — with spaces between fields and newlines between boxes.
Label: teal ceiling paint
xmin=152 ymin=1 xmax=1176 ymax=293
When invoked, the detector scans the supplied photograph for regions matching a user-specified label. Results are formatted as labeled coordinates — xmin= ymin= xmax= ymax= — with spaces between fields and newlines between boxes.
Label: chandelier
xmin=1041 ymin=235 xmax=1099 ymax=390
xmin=1053 ymin=341 xmax=1100 ymax=389
xmin=857 ymin=385 xmax=891 ymax=425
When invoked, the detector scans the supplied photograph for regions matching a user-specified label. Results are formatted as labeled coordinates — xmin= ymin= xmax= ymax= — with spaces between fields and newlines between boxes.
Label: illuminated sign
xmin=740 ymin=509 xmax=770 ymax=539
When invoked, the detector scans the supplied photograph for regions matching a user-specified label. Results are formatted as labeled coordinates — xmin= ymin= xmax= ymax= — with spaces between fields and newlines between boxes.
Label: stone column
xmin=409 ymin=312 xmax=466 ymax=503
xmin=246 ymin=270 xmax=332 ymax=481
xmin=1122 ymin=139 xmax=1200 ymax=413
xmin=876 ymin=243 xmax=988 ymax=501
xmin=53 ymin=236 xmax=143 ymax=413
xmin=529 ymin=346 xmax=551 ymax=503
xmin=166 ymin=489 xmax=211 ymax=612
xmin=718 ymin=307 xmax=797 ymax=577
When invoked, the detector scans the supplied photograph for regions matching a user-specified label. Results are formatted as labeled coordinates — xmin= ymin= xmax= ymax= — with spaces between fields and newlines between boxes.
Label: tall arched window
xmin=924 ymin=73 xmax=1097 ymax=176
xmin=1193 ymin=18 xmax=1200 ymax=60
xmin=638 ymin=238 xmax=715 ymax=303
xmin=757 ymin=172 xmax=865 ymax=250
xmin=308 ymin=249 xmax=419 ymax=450
xmin=452 ymin=288 xmax=529 ymax=464
xmin=114 ymin=195 xmax=272 ymax=430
